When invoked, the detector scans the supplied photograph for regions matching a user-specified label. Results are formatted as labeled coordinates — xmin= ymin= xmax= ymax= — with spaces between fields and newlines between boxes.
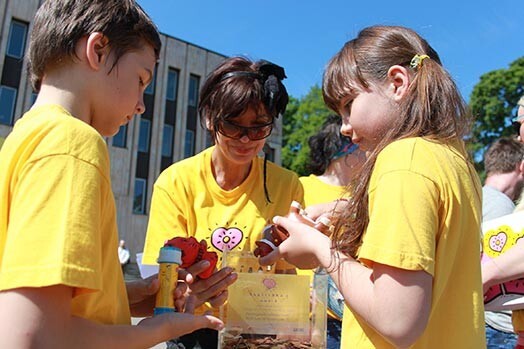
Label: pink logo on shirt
xmin=211 ymin=227 xmax=243 ymax=252
xmin=489 ymin=232 xmax=507 ymax=252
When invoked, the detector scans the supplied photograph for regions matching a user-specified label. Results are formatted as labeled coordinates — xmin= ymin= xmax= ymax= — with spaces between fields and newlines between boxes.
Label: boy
xmin=0 ymin=1 xmax=224 ymax=348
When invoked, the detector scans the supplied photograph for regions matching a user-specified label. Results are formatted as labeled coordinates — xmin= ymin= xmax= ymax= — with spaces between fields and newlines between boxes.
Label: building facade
xmin=0 ymin=0 xmax=284 ymax=260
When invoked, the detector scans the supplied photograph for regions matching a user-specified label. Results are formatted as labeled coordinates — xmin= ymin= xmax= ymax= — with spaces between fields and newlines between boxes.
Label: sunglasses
xmin=217 ymin=120 xmax=273 ymax=141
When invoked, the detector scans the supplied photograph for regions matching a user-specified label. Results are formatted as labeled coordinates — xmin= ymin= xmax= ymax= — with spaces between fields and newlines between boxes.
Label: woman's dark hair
xmin=198 ymin=56 xmax=288 ymax=137
xmin=307 ymin=115 xmax=348 ymax=175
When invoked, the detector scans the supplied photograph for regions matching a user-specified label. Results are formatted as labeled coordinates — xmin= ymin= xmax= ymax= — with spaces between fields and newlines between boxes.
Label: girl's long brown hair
xmin=322 ymin=25 xmax=472 ymax=258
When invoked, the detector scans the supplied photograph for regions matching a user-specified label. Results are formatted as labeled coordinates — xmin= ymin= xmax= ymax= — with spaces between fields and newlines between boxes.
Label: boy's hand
xmin=127 ymin=275 xmax=189 ymax=316
xmin=137 ymin=295 xmax=224 ymax=339
xmin=127 ymin=275 xmax=160 ymax=317
xmin=178 ymin=260 xmax=238 ymax=308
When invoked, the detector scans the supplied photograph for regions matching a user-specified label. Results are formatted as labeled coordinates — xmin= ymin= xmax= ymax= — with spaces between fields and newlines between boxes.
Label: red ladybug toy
xmin=164 ymin=236 xmax=218 ymax=279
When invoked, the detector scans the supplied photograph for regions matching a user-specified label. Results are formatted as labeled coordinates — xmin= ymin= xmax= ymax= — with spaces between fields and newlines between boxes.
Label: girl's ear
xmin=85 ymin=32 xmax=110 ymax=71
xmin=387 ymin=65 xmax=411 ymax=101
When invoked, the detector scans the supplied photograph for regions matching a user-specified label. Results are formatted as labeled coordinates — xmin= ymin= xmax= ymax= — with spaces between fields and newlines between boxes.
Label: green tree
xmin=282 ymin=85 xmax=332 ymax=176
xmin=469 ymin=56 xmax=524 ymax=170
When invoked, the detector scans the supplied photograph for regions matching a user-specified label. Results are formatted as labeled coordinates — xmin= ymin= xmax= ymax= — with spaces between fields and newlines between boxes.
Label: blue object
xmin=154 ymin=307 xmax=175 ymax=316
xmin=327 ymin=276 xmax=345 ymax=320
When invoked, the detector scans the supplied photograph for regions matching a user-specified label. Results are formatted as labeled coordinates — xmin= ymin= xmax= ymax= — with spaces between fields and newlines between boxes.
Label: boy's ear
xmin=386 ymin=65 xmax=411 ymax=101
xmin=205 ymin=118 xmax=213 ymax=131
xmin=85 ymin=32 xmax=111 ymax=71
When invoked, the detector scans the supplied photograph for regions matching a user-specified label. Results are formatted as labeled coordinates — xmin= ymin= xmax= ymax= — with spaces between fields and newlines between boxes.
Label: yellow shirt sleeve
xmin=142 ymin=173 xmax=190 ymax=265
xmin=2 ymin=154 xmax=104 ymax=292
xmin=361 ymin=169 xmax=438 ymax=275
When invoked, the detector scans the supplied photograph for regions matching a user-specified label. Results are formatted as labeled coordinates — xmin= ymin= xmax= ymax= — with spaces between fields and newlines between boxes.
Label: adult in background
xmin=118 ymin=239 xmax=131 ymax=269
xmin=484 ymin=94 xmax=524 ymax=349
xmin=482 ymin=137 xmax=524 ymax=348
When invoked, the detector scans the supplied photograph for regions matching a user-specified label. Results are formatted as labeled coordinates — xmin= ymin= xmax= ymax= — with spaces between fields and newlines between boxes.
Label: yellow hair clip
xmin=410 ymin=54 xmax=430 ymax=70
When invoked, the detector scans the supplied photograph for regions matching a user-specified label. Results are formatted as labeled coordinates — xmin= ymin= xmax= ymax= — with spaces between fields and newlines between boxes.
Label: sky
xmin=137 ymin=0 xmax=523 ymax=102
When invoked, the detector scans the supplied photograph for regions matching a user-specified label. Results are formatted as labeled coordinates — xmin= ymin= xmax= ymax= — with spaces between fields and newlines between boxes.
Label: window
xmin=184 ymin=129 xmax=195 ymax=158
xmin=144 ymin=68 xmax=156 ymax=95
xmin=133 ymin=178 xmax=147 ymax=214
xmin=188 ymin=75 xmax=200 ymax=107
xmin=0 ymin=86 xmax=17 ymax=125
xmin=30 ymin=92 xmax=38 ymax=105
xmin=205 ymin=132 xmax=214 ymax=148
xmin=162 ymin=124 xmax=174 ymax=157
xmin=266 ymin=146 xmax=276 ymax=162
xmin=6 ymin=20 xmax=28 ymax=59
xmin=166 ymin=69 xmax=179 ymax=101
xmin=112 ymin=124 xmax=128 ymax=148
xmin=138 ymin=119 xmax=151 ymax=152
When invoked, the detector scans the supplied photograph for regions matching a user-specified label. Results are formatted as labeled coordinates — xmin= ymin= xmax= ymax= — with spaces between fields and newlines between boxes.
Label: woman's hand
xmin=178 ymin=260 xmax=238 ymax=309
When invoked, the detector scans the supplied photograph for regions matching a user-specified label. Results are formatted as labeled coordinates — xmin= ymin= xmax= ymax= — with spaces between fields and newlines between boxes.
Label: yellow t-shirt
xmin=143 ymin=146 xmax=304 ymax=266
xmin=299 ymin=174 xmax=346 ymax=207
xmin=341 ymin=137 xmax=485 ymax=348
xmin=0 ymin=104 xmax=130 ymax=324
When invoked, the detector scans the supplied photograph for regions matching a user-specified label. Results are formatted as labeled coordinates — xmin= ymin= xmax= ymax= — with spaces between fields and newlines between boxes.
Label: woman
xmin=142 ymin=56 xmax=303 ymax=349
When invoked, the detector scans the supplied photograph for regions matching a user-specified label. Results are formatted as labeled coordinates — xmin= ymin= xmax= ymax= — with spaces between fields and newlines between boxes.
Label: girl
xmin=260 ymin=25 xmax=485 ymax=348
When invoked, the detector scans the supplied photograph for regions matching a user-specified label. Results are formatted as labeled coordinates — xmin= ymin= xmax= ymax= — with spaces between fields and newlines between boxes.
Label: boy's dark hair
xmin=28 ymin=0 xmax=161 ymax=91
xmin=307 ymin=115 xmax=348 ymax=175
xmin=484 ymin=137 xmax=524 ymax=176
xmin=198 ymin=56 xmax=289 ymax=137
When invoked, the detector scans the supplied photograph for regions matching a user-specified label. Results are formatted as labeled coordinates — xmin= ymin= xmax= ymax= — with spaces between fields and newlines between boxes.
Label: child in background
xmin=0 ymin=1 xmax=222 ymax=348
xmin=299 ymin=114 xmax=365 ymax=348
xmin=260 ymin=25 xmax=485 ymax=348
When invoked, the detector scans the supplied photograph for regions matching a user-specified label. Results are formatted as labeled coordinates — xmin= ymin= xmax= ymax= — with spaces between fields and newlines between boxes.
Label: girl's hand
xmin=303 ymin=202 xmax=336 ymax=221
xmin=304 ymin=199 xmax=349 ymax=221
xmin=259 ymin=216 xmax=333 ymax=270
